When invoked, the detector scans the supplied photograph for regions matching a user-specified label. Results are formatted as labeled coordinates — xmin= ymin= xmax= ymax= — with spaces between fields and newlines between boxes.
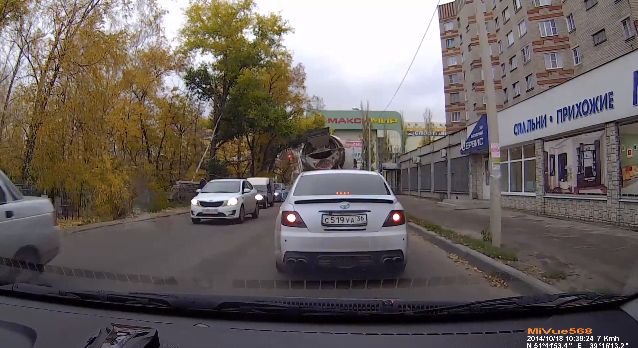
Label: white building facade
xmin=398 ymin=49 xmax=638 ymax=227
xmin=497 ymin=49 xmax=638 ymax=227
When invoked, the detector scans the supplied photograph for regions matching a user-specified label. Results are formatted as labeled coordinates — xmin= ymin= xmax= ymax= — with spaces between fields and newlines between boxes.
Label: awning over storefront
xmin=461 ymin=114 xmax=488 ymax=155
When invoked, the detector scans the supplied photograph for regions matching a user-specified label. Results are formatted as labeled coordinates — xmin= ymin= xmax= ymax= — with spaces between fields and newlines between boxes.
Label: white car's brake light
xmin=281 ymin=211 xmax=306 ymax=228
xmin=382 ymin=210 xmax=405 ymax=227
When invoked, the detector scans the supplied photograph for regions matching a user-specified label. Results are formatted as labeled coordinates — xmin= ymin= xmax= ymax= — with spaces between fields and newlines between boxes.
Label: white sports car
xmin=274 ymin=170 xmax=408 ymax=274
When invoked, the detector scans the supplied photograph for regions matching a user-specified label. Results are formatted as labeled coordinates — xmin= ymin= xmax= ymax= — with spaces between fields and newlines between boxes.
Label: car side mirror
xmin=243 ymin=188 xmax=251 ymax=194
xmin=196 ymin=189 xmax=201 ymax=193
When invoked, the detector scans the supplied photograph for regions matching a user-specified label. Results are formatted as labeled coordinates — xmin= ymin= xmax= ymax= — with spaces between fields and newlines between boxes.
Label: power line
xmin=378 ymin=0 xmax=442 ymax=117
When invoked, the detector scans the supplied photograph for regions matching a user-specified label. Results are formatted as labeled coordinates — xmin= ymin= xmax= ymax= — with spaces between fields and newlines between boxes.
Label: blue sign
xmin=461 ymin=114 xmax=488 ymax=155
xmin=513 ymin=91 xmax=616 ymax=136
xmin=633 ymin=70 xmax=637 ymax=106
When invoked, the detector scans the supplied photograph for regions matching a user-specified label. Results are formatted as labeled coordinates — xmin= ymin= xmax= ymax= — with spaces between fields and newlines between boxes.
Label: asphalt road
xmin=41 ymin=204 xmax=518 ymax=301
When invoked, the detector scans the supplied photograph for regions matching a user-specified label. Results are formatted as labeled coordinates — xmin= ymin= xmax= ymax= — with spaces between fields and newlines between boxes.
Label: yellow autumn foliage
xmin=0 ymin=0 xmax=207 ymax=219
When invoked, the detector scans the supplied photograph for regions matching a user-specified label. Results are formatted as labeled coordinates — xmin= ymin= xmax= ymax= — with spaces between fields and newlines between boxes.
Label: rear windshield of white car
xmin=201 ymin=181 xmax=240 ymax=193
xmin=293 ymin=173 xmax=391 ymax=196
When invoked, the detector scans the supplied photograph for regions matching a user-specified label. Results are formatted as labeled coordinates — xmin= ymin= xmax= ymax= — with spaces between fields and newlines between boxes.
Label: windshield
xmin=294 ymin=174 xmax=390 ymax=196
xmin=0 ymin=0 xmax=633 ymax=321
xmin=201 ymin=181 xmax=241 ymax=193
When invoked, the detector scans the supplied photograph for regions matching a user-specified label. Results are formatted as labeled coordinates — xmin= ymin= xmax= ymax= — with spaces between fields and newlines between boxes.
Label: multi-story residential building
xmin=438 ymin=0 xmax=637 ymax=133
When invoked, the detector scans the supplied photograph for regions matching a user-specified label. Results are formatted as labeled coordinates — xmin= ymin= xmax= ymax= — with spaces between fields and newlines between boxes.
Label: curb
xmin=62 ymin=208 xmax=190 ymax=235
xmin=408 ymin=222 xmax=562 ymax=296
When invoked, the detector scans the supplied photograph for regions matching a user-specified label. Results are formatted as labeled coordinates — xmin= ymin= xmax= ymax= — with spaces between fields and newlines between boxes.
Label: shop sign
xmin=407 ymin=130 xmax=447 ymax=136
xmin=513 ymin=91 xmax=616 ymax=137
xmin=461 ymin=114 xmax=489 ymax=155
xmin=327 ymin=117 xmax=399 ymax=124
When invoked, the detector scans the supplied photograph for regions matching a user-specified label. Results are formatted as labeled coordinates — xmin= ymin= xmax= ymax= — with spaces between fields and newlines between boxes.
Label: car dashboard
xmin=2 ymin=293 xmax=638 ymax=348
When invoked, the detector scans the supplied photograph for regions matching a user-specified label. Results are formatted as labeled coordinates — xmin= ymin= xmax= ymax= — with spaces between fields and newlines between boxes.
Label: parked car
xmin=190 ymin=179 xmax=259 ymax=224
xmin=0 ymin=170 xmax=61 ymax=284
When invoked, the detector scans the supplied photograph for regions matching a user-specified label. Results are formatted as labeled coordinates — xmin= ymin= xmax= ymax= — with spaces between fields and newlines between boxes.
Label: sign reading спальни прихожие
xmin=497 ymin=49 xmax=638 ymax=147
xmin=512 ymin=91 xmax=615 ymax=137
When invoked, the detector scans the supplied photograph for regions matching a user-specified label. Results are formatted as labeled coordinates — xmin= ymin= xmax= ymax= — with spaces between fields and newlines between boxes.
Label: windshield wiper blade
xmin=0 ymin=284 xmax=371 ymax=316
xmin=405 ymin=292 xmax=629 ymax=315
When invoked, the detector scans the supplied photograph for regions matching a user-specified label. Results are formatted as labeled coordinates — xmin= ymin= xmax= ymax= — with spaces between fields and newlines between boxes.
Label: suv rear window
xmin=293 ymin=173 xmax=390 ymax=196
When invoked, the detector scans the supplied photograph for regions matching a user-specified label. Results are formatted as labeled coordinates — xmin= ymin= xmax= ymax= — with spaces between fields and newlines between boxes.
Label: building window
xmin=501 ymin=144 xmax=536 ymax=193
xmin=572 ymin=46 xmax=582 ymax=65
xmin=492 ymin=66 xmax=497 ymax=79
xmin=507 ymin=31 xmax=515 ymax=46
xmin=509 ymin=54 xmax=518 ymax=70
xmin=448 ymin=73 xmax=459 ymax=84
xmin=521 ymin=45 xmax=531 ymax=63
xmin=485 ymin=21 xmax=489 ymax=32
xmin=457 ymin=17 xmax=461 ymax=28
xmin=495 ymin=17 xmax=499 ymax=29
xmin=501 ymin=63 xmax=506 ymax=76
xmin=446 ymin=38 xmax=455 ymax=48
xmin=592 ymin=29 xmax=607 ymax=46
xmin=539 ymin=19 xmax=557 ymax=37
xmin=483 ymin=94 xmax=487 ymax=104
xmin=472 ymin=82 xmax=476 ymax=90
xmin=502 ymin=7 xmax=510 ymax=22
xmin=482 ymin=1 xmax=487 ymax=12
xmin=513 ymin=0 xmax=522 ymax=11
xmin=447 ymin=56 xmax=458 ymax=66
xmin=443 ymin=21 xmax=454 ymax=31
xmin=525 ymin=73 xmax=534 ymax=90
xmin=534 ymin=0 xmax=551 ymax=6
xmin=543 ymin=52 xmax=562 ymax=69
xmin=466 ymin=24 xmax=470 ymax=33
xmin=584 ymin=0 xmax=597 ymax=10
xmin=498 ymin=40 xmax=503 ymax=53
xmin=518 ymin=20 xmax=527 ymax=37
xmin=473 ymin=103 xmax=477 ymax=110
xmin=621 ymin=18 xmax=635 ymax=39
xmin=464 ymin=91 xmax=468 ymax=101
xmin=566 ymin=14 xmax=575 ymax=32
xmin=451 ymin=112 xmax=461 ymax=122
xmin=503 ymin=87 xmax=508 ymax=102
xmin=489 ymin=44 xmax=493 ymax=55
xmin=465 ymin=111 xmax=470 ymax=120
xmin=462 ymin=52 xmax=465 ymax=63
xmin=492 ymin=0 xmax=497 ymax=8
xmin=450 ymin=92 xmax=460 ymax=102
xmin=513 ymin=81 xmax=521 ymax=97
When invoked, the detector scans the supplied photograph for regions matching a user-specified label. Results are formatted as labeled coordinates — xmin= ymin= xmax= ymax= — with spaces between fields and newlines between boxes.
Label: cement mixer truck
xmin=297 ymin=127 xmax=358 ymax=172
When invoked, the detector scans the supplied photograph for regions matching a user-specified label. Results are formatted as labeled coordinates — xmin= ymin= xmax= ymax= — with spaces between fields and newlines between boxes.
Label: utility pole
xmin=474 ymin=0 xmax=502 ymax=247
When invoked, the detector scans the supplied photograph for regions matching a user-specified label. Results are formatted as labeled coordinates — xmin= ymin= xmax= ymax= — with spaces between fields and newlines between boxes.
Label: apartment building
xmin=438 ymin=0 xmax=637 ymax=133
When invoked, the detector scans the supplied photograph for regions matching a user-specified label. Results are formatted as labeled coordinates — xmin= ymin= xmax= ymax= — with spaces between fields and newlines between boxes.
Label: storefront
xmin=497 ymin=49 xmax=638 ymax=227
xmin=461 ymin=114 xmax=489 ymax=200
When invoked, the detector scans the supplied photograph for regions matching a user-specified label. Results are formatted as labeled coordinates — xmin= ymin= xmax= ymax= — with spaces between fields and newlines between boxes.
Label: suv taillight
xmin=281 ymin=211 xmax=307 ymax=228
xmin=382 ymin=210 xmax=405 ymax=227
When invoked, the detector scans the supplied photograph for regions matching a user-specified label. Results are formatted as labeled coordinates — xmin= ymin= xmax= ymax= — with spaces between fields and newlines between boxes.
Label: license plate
xmin=203 ymin=208 xmax=218 ymax=214
xmin=321 ymin=214 xmax=367 ymax=226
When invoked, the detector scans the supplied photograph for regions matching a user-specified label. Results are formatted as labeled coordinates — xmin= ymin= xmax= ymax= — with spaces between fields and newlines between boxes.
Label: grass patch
xmin=408 ymin=215 xmax=518 ymax=261
xmin=542 ymin=269 xmax=567 ymax=280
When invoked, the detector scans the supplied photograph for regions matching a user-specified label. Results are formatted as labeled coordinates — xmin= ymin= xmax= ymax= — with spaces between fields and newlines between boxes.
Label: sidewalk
xmin=398 ymin=195 xmax=638 ymax=294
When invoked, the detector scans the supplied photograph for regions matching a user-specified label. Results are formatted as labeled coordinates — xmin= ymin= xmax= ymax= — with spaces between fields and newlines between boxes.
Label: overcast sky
xmin=158 ymin=0 xmax=446 ymax=122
